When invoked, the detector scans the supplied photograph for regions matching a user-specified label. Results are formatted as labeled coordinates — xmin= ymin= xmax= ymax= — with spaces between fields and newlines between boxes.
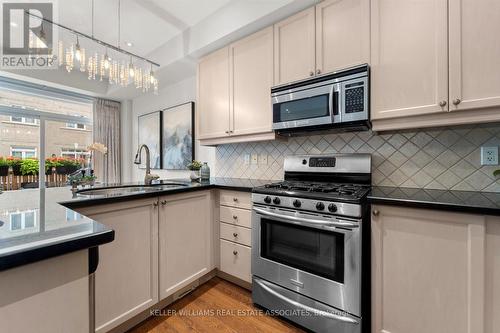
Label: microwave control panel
xmin=344 ymin=82 xmax=365 ymax=114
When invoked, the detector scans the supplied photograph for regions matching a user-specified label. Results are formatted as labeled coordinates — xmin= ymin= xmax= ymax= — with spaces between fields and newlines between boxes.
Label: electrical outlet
xmin=251 ymin=154 xmax=258 ymax=165
xmin=244 ymin=154 xmax=250 ymax=165
xmin=259 ymin=154 xmax=268 ymax=165
xmin=481 ymin=146 xmax=499 ymax=165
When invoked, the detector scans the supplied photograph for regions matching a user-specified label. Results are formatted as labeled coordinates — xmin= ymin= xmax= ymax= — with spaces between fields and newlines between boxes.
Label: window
xmin=9 ymin=116 xmax=39 ymax=125
xmin=65 ymin=122 xmax=86 ymax=130
xmin=61 ymin=148 xmax=89 ymax=159
xmin=11 ymin=146 xmax=37 ymax=158
xmin=10 ymin=210 xmax=37 ymax=231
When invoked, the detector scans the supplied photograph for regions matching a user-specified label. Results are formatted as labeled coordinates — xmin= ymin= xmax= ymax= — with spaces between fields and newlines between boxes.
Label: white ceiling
xmin=4 ymin=0 xmax=319 ymax=100
xmin=57 ymin=0 xmax=234 ymax=59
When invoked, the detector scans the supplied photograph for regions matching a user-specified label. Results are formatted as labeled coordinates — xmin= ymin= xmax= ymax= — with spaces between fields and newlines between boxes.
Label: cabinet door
xmin=371 ymin=205 xmax=486 ymax=333
xmin=370 ymin=0 xmax=448 ymax=120
xmin=159 ymin=191 xmax=214 ymax=300
xmin=197 ymin=47 xmax=230 ymax=139
xmin=449 ymin=0 xmax=500 ymax=111
xmin=274 ymin=7 xmax=316 ymax=85
xmin=316 ymin=0 xmax=370 ymax=74
xmin=230 ymin=27 xmax=274 ymax=136
xmin=78 ymin=199 xmax=159 ymax=333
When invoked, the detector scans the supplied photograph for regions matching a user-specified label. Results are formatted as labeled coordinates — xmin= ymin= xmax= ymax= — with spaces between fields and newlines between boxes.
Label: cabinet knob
xmin=452 ymin=98 xmax=461 ymax=105
xmin=225 ymin=130 xmax=229 ymax=134
xmin=233 ymin=232 xmax=238 ymax=237
xmin=161 ymin=200 xmax=167 ymax=205
xmin=309 ymin=71 xmax=314 ymax=76
xmin=153 ymin=202 xmax=158 ymax=207
xmin=233 ymin=197 xmax=238 ymax=202
xmin=439 ymin=100 xmax=447 ymax=107
xmin=316 ymin=69 xmax=321 ymax=75
xmin=233 ymin=250 xmax=238 ymax=256
xmin=372 ymin=209 xmax=380 ymax=216
xmin=232 ymin=215 xmax=238 ymax=219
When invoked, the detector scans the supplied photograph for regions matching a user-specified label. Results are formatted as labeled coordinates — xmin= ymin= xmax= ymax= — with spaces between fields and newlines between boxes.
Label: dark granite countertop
xmin=0 ymin=187 xmax=114 ymax=271
xmin=369 ymin=186 xmax=500 ymax=216
xmin=61 ymin=177 xmax=272 ymax=208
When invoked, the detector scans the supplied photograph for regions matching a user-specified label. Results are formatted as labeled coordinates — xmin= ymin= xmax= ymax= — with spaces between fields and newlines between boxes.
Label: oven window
xmin=261 ymin=219 xmax=344 ymax=283
xmin=274 ymin=94 xmax=330 ymax=123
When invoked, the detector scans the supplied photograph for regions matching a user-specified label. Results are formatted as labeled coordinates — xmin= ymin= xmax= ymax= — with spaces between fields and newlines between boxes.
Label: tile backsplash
xmin=215 ymin=123 xmax=500 ymax=192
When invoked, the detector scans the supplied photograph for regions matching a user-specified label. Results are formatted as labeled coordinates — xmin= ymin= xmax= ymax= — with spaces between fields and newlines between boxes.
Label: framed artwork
xmin=161 ymin=102 xmax=194 ymax=170
xmin=137 ymin=111 xmax=161 ymax=169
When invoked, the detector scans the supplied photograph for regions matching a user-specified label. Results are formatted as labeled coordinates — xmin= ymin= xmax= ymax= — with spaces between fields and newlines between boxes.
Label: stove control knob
xmin=293 ymin=199 xmax=301 ymax=208
xmin=316 ymin=202 xmax=325 ymax=211
xmin=264 ymin=196 xmax=272 ymax=204
xmin=328 ymin=204 xmax=338 ymax=213
xmin=273 ymin=197 xmax=281 ymax=205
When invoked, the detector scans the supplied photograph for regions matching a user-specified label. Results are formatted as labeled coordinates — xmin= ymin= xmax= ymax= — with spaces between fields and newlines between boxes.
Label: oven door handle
xmin=254 ymin=278 xmax=359 ymax=325
xmin=253 ymin=207 xmax=359 ymax=230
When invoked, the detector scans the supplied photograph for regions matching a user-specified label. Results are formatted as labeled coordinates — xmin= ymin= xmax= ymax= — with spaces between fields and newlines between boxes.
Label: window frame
xmin=9 ymin=116 xmax=40 ymax=125
xmin=9 ymin=210 xmax=37 ymax=231
xmin=65 ymin=122 xmax=87 ymax=130
xmin=10 ymin=146 xmax=37 ymax=158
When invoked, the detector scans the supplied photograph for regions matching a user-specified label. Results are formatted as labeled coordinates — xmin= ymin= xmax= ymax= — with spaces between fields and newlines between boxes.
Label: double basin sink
xmin=76 ymin=182 xmax=189 ymax=197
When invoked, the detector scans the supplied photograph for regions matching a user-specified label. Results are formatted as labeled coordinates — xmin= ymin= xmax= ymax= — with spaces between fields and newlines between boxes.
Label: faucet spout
xmin=134 ymin=144 xmax=160 ymax=185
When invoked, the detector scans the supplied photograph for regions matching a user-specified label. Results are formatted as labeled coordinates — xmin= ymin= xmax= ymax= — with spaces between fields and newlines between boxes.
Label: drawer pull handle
xmin=161 ymin=200 xmax=167 ymax=205
xmin=372 ymin=210 xmax=380 ymax=216
xmin=232 ymin=215 xmax=238 ymax=219
xmin=233 ymin=250 xmax=238 ymax=256
xmin=233 ymin=232 xmax=238 ymax=237
xmin=233 ymin=197 xmax=238 ymax=202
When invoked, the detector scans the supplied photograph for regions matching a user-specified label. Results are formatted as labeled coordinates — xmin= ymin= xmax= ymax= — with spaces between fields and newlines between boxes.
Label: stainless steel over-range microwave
xmin=271 ymin=65 xmax=369 ymax=134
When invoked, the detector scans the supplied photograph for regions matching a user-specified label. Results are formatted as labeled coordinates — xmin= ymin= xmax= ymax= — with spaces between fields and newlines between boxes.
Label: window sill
xmin=2 ymin=121 xmax=40 ymax=127
xmin=59 ymin=127 xmax=91 ymax=132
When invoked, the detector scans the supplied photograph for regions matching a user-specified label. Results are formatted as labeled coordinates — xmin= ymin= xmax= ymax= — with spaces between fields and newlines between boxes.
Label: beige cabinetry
xmin=448 ymin=0 xmax=500 ymax=112
xmin=371 ymin=205 xmax=500 ymax=333
xmin=0 ymin=251 xmax=89 ymax=333
xmin=217 ymin=190 xmax=253 ymax=286
xmin=197 ymin=47 xmax=230 ymax=140
xmin=315 ymin=0 xmax=370 ymax=75
xmin=274 ymin=7 xmax=316 ymax=84
xmin=197 ymin=28 xmax=275 ymax=146
xmin=371 ymin=0 xmax=500 ymax=131
xmin=158 ymin=191 xmax=215 ymax=300
xmin=274 ymin=1 xmax=370 ymax=86
xmin=370 ymin=0 xmax=448 ymax=121
xmin=77 ymin=198 xmax=159 ymax=333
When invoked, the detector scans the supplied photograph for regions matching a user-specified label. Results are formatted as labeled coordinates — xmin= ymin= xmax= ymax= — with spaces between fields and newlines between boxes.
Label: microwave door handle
xmin=254 ymin=278 xmax=359 ymax=325
xmin=253 ymin=207 xmax=359 ymax=230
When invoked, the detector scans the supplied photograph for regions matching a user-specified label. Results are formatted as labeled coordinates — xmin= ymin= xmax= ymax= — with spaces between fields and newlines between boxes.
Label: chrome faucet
xmin=134 ymin=144 xmax=160 ymax=185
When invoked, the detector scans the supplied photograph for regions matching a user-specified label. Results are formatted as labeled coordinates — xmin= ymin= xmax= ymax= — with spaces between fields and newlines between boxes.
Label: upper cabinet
xmin=197 ymin=27 xmax=275 ymax=146
xmin=316 ymin=0 xmax=370 ymax=75
xmin=371 ymin=0 xmax=500 ymax=130
xmin=274 ymin=1 xmax=370 ymax=86
xmin=448 ymin=0 xmax=500 ymax=112
xmin=197 ymin=47 xmax=230 ymax=140
xmin=370 ymin=0 xmax=449 ymax=120
xmin=231 ymin=27 xmax=274 ymax=137
xmin=274 ymin=8 xmax=316 ymax=85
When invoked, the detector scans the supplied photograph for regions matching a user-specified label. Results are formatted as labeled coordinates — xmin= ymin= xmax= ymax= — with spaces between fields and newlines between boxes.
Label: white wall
xmin=128 ymin=76 xmax=215 ymax=182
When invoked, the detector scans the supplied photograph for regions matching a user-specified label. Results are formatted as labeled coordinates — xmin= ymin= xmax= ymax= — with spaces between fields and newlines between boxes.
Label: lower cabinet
xmin=158 ymin=191 xmax=215 ymax=300
xmin=220 ymin=239 xmax=252 ymax=283
xmin=371 ymin=205 xmax=500 ymax=333
xmin=76 ymin=198 xmax=159 ymax=333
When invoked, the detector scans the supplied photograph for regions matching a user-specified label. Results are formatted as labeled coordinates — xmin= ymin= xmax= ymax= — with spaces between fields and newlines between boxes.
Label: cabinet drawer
xmin=220 ymin=206 xmax=252 ymax=228
xmin=220 ymin=240 xmax=251 ymax=283
xmin=220 ymin=222 xmax=252 ymax=247
xmin=219 ymin=190 xmax=252 ymax=209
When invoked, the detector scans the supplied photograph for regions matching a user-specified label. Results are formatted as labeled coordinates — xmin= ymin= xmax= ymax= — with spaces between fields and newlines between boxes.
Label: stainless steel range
xmin=251 ymin=154 xmax=371 ymax=333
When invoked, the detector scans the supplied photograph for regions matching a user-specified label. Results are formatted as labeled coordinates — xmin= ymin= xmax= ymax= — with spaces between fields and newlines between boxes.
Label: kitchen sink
xmin=76 ymin=183 xmax=189 ymax=197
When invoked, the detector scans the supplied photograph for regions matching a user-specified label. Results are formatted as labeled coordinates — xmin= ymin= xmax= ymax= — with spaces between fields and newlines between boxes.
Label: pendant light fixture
xmin=25 ymin=0 xmax=159 ymax=94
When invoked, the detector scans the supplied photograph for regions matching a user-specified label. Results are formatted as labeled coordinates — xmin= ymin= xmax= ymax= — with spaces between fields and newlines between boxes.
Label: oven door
xmin=252 ymin=205 xmax=361 ymax=316
xmin=272 ymin=83 xmax=340 ymax=130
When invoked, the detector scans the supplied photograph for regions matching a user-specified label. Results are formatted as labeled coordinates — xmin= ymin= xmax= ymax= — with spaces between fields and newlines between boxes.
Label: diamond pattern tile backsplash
xmin=215 ymin=123 xmax=500 ymax=192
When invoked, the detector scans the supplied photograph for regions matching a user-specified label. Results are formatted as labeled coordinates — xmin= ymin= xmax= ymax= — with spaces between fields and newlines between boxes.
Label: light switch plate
xmin=251 ymin=154 xmax=258 ymax=165
xmin=244 ymin=154 xmax=250 ymax=165
xmin=259 ymin=154 xmax=268 ymax=165
xmin=481 ymin=146 xmax=499 ymax=165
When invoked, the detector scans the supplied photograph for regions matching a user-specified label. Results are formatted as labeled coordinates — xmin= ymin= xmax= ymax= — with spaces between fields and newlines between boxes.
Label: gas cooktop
xmin=253 ymin=180 xmax=370 ymax=203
